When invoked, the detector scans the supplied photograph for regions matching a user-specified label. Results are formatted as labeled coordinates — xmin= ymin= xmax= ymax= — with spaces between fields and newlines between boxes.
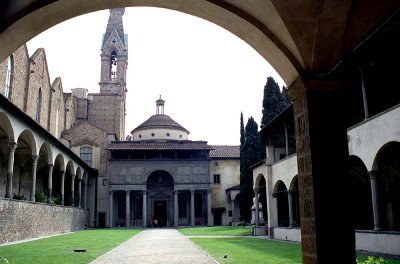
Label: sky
xmin=27 ymin=7 xmax=285 ymax=145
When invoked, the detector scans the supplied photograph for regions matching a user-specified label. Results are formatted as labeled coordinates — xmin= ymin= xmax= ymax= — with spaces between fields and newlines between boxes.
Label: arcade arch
xmin=348 ymin=155 xmax=373 ymax=230
xmin=2 ymin=1 xmax=399 ymax=262
xmin=373 ymin=142 xmax=400 ymax=231
xmin=273 ymin=180 xmax=289 ymax=227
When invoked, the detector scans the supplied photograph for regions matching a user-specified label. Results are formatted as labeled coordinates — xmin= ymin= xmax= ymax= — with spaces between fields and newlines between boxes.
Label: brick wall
xmin=0 ymin=199 xmax=88 ymax=244
xmin=25 ymin=49 xmax=51 ymax=128
xmin=48 ymin=78 xmax=66 ymax=138
xmin=87 ymin=94 xmax=124 ymax=140
xmin=0 ymin=45 xmax=30 ymax=110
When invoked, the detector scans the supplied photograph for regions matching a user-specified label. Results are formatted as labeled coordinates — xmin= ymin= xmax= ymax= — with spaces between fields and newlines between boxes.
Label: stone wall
xmin=0 ymin=199 xmax=88 ymax=244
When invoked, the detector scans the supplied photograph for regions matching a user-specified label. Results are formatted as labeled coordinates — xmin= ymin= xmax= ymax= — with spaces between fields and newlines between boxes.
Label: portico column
xmin=84 ymin=179 xmax=88 ymax=208
xmin=190 ymin=190 xmax=195 ymax=226
xmin=109 ymin=191 xmax=114 ymax=227
xmin=60 ymin=170 xmax=65 ymax=205
xmin=288 ymin=190 xmax=294 ymax=228
xmin=207 ymin=189 xmax=212 ymax=226
xmin=174 ymin=190 xmax=178 ymax=227
xmin=5 ymin=141 xmax=17 ymax=198
xmin=126 ymin=190 xmax=131 ymax=227
xmin=77 ymin=178 xmax=82 ymax=208
xmin=369 ymin=170 xmax=381 ymax=231
xmin=47 ymin=164 xmax=54 ymax=203
xmin=71 ymin=173 xmax=75 ymax=206
xmin=231 ymin=199 xmax=236 ymax=223
xmin=30 ymin=155 xmax=39 ymax=202
xmin=142 ymin=191 xmax=147 ymax=227
xmin=288 ymin=78 xmax=355 ymax=263
xmin=254 ymin=188 xmax=259 ymax=227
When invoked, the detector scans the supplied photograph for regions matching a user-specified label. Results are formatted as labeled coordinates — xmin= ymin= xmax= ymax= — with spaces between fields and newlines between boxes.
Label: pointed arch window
xmin=36 ymin=88 xmax=42 ymax=123
xmin=4 ymin=55 xmax=14 ymax=99
xmin=110 ymin=51 xmax=117 ymax=81
xmin=55 ymin=106 xmax=60 ymax=137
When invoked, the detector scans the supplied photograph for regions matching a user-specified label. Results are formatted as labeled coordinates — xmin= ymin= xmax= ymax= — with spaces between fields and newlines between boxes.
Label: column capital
xmin=48 ymin=163 xmax=54 ymax=168
xmin=60 ymin=170 xmax=66 ymax=174
xmin=32 ymin=154 xmax=39 ymax=164
xmin=8 ymin=141 xmax=17 ymax=151
xmin=368 ymin=170 xmax=379 ymax=179
xmin=254 ymin=188 xmax=259 ymax=194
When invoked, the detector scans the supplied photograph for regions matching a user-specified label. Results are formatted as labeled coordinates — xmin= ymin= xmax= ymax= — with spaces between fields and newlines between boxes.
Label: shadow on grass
xmin=0 ymin=229 xmax=142 ymax=264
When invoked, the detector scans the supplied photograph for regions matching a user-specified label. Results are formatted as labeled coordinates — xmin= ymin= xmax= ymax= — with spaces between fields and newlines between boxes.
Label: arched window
xmin=36 ymin=88 xmax=42 ymax=122
xmin=80 ymin=146 xmax=93 ymax=166
xmin=110 ymin=51 xmax=117 ymax=81
xmin=4 ymin=55 xmax=13 ymax=99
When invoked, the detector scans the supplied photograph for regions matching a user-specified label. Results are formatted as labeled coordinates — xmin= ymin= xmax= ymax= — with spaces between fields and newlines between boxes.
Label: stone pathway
xmin=90 ymin=229 xmax=219 ymax=264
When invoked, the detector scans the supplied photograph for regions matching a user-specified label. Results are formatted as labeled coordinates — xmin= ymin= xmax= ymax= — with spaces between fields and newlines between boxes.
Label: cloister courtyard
xmin=0 ymin=227 xmax=399 ymax=264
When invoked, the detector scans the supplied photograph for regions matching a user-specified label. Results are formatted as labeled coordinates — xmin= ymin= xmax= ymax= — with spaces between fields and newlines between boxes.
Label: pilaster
xmin=288 ymin=77 xmax=355 ymax=263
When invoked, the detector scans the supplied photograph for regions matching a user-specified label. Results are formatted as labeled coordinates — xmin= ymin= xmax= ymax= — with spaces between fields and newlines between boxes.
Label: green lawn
xmin=190 ymin=236 xmax=400 ymax=264
xmin=0 ymin=229 xmax=141 ymax=264
xmin=178 ymin=226 xmax=253 ymax=236
xmin=191 ymin=237 xmax=302 ymax=264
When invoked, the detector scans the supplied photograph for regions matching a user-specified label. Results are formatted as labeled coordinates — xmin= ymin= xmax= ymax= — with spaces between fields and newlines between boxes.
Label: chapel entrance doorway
xmin=154 ymin=200 xmax=167 ymax=227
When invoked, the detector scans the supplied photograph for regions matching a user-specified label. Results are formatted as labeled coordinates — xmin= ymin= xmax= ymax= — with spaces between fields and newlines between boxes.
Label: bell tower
xmin=87 ymin=8 xmax=128 ymax=140
xmin=99 ymin=8 xmax=128 ymax=95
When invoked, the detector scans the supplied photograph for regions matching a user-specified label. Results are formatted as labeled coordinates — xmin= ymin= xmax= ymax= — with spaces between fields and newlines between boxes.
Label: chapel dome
xmin=130 ymin=96 xmax=190 ymax=141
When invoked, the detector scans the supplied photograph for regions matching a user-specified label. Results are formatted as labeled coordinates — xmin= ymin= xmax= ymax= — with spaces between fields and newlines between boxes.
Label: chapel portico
xmin=107 ymin=97 xmax=212 ymax=228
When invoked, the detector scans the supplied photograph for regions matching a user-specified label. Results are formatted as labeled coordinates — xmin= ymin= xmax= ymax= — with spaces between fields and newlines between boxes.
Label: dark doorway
xmin=211 ymin=207 xmax=225 ymax=226
xmin=213 ymin=211 xmax=222 ymax=225
xmin=154 ymin=200 xmax=167 ymax=227
xmin=99 ymin=212 xmax=106 ymax=228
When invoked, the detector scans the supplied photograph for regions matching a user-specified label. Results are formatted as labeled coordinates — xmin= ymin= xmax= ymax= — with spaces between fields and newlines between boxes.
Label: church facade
xmin=0 ymin=8 xmax=240 ymax=235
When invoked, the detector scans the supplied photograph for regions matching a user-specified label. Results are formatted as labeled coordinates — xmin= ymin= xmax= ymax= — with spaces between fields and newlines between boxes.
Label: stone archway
xmin=147 ymin=170 xmax=174 ymax=227
xmin=2 ymin=2 xmax=399 ymax=262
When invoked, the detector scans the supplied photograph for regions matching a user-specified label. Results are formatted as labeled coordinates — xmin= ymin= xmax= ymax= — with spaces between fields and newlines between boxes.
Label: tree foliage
xmin=261 ymin=77 xmax=291 ymax=128
xmin=240 ymin=117 xmax=263 ymax=222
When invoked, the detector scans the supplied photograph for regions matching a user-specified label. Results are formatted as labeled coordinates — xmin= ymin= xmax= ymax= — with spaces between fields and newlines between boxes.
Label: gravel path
xmin=90 ymin=229 xmax=219 ymax=264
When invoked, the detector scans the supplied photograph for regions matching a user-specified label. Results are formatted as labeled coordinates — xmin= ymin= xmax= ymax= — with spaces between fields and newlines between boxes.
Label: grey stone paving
xmin=90 ymin=229 xmax=219 ymax=264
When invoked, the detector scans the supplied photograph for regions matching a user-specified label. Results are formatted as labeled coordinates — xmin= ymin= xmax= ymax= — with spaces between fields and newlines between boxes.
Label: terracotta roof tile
xmin=210 ymin=145 xmax=240 ymax=158
xmin=109 ymin=140 xmax=211 ymax=150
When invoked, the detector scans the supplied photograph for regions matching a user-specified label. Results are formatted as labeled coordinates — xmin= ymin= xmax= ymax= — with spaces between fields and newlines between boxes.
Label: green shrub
xmin=34 ymin=191 xmax=47 ymax=203
xmin=50 ymin=195 xmax=60 ymax=205
xmin=357 ymin=256 xmax=386 ymax=264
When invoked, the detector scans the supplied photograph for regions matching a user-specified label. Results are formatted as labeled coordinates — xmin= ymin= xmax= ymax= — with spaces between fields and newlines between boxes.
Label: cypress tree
xmin=240 ymin=117 xmax=263 ymax=222
xmin=260 ymin=77 xmax=291 ymax=128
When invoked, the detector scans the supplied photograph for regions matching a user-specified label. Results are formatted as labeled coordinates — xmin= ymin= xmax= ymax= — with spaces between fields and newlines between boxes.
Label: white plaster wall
xmin=132 ymin=127 xmax=188 ymax=141
xmin=271 ymin=154 xmax=298 ymax=189
xmin=347 ymin=104 xmax=400 ymax=170
xmin=356 ymin=231 xmax=400 ymax=255
xmin=210 ymin=159 xmax=240 ymax=225
xmin=273 ymin=227 xmax=301 ymax=242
